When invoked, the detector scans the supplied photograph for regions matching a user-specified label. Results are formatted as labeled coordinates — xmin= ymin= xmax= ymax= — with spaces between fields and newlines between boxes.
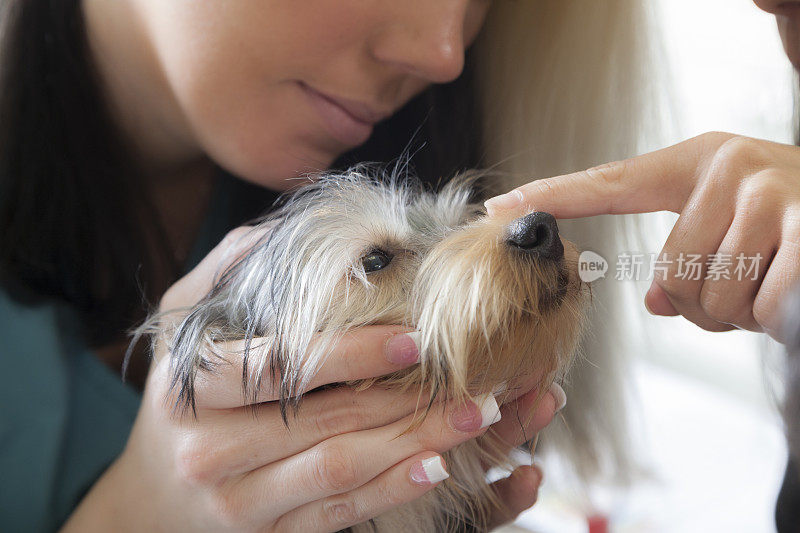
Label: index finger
xmin=187 ymin=326 xmax=421 ymax=409
xmin=484 ymin=132 xmax=733 ymax=219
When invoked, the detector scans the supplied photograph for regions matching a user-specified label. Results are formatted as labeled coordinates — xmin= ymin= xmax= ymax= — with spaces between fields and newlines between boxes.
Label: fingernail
xmin=644 ymin=295 xmax=656 ymax=315
xmin=484 ymin=189 xmax=524 ymax=213
xmin=548 ymin=382 xmax=567 ymax=412
xmin=386 ymin=332 xmax=421 ymax=365
xmin=450 ymin=393 xmax=502 ymax=432
xmin=410 ymin=456 xmax=449 ymax=485
xmin=477 ymin=393 xmax=503 ymax=427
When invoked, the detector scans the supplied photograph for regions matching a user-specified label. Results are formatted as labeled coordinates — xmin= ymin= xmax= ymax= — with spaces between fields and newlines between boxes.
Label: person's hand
xmin=63 ymin=227 xmax=559 ymax=532
xmin=485 ymin=132 xmax=800 ymax=342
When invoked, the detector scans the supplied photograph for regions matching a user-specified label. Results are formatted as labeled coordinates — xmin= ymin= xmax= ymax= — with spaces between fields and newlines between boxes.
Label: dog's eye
xmin=362 ymin=250 xmax=392 ymax=273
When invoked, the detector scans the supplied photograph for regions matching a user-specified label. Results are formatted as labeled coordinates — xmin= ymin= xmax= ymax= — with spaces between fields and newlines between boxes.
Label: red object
xmin=587 ymin=514 xmax=609 ymax=533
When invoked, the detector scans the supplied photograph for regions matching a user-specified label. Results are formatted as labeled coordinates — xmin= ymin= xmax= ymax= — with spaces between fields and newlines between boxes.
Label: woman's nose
xmin=369 ymin=1 xmax=470 ymax=84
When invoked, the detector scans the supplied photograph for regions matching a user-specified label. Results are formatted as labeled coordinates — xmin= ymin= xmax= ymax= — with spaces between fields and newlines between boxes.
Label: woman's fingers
xmin=646 ymin=165 xmax=737 ymax=332
xmin=275 ymin=453 xmax=448 ymax=533
xmin=644 ymin=284 xmax=679 ymax=316
xmin=189 ymin=326 xmax=420 ymax=408
xmin=485 ymin=465 xmax=543 ymax=530
xmin=484 ymin=133 xmax=800 ymax=341
xmin=280 ymin=456 xmax=544 ymax=533
xmin=691 ymin=204 xmax=778 ymax=331
xmin=484 ymin=386 xmax=551 ymax=529
xmin=755 ymin=235 xmax=800 ymax=341
xmin=178 ymin=385 xmax=437 ymax=481
xmin=179 ymin=379 xmax=561 ymax=489
xmin=483 ymin=132 xmax=733 ymax=219
xmin=646 ymin=164 xmax=794 ymax=333
xmin=490 ymin=384 xmax=562 ymax=452
xmin=233 ymin=393 xmax=501 ymax=520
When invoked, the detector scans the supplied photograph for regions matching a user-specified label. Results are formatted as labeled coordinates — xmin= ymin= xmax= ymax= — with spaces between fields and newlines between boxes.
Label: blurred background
xmin=506 ymin=0 xmax=793 ymax=531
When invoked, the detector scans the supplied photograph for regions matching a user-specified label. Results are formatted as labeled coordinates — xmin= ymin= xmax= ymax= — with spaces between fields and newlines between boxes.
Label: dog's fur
xmin=143 ymin=167 xmax=591 ymax=532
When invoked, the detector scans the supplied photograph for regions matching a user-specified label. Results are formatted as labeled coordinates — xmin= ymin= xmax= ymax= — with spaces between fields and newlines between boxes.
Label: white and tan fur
xmin=142 ymin=166 xmax=591 ymax=532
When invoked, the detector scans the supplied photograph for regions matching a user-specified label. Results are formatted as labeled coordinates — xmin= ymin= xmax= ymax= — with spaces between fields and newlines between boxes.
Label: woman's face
xmin=754 ymin=0 xmax=800 ymax=69
xmin=132 ymin=0 xmax=491 ymax=188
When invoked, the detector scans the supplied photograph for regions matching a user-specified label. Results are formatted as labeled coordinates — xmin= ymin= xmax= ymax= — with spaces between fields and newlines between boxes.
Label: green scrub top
xmin=0 ymin=173 xmax=266 ymax=532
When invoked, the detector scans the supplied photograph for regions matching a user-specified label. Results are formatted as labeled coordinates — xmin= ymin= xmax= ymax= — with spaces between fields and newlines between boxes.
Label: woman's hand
xmin=63 ymin=227 xmax=558 ymax=532
xmin=486 ymin=132 xmax=800 ymax=342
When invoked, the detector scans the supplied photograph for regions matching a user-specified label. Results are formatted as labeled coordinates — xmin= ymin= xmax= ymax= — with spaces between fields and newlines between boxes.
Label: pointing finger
xmin=484 ymin=132 xmax=734 ymax=219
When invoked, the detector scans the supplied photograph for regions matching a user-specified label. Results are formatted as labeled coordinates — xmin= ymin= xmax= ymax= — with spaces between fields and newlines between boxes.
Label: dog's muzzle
xmin=506 ymin=212 xmax=564 ymax=261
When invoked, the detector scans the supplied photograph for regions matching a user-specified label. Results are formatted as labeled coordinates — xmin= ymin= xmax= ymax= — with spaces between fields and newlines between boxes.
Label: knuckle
xmin=697 ymin=131 xmax=736 ymax=150
xmin=708 ymin=136 xmax=766 ymax=177
xmin=583 ymin=160 xmax=631 ymax=213
xmin=314 ymin=444 xmax=359 ymax=493
xmin=313 ymin=399 xmax=363 ymax=437
xmin=699 ymin=286 xmax=737 ymax=324
xmin=739 ymin=170 xmax=790 ymax=209
xmin=585 ymin=159 xmax=627 ymax=186
xmin=522 ymin=179 xmax=555 ymax=208
xmin=737 ymin=178 xmax=769 ymax=214
xmin=175 ymin=436 xmax=222 ymax=486
xmin=322 ymin=497 xmax=363 ymax=528
xmin=717 ymin=135 xmax=758 ymax=158
xmin=655 ymin=268 xmax=694 ymax=301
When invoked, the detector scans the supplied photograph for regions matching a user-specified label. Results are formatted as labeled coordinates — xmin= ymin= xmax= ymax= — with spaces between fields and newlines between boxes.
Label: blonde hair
xmin=473 ymin=0 xmax=662 ymax=491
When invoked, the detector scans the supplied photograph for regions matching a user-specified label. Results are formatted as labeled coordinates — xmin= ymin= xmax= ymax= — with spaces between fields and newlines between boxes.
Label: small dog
xmin=153 ymin=167 xmax=589 ymax=532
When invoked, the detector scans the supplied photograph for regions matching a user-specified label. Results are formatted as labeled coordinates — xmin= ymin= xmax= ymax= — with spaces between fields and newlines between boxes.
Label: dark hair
xmin=0 ymin=0 xmax=482 ymax=348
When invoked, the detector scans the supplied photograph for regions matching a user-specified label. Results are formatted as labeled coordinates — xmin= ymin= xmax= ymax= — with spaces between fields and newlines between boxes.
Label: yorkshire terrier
xmin=148 ymin=167 xmax=590 ymax=532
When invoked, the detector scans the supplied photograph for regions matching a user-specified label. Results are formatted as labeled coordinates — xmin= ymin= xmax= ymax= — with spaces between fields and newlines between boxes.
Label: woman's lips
xmin=298 ymin=82 xmax=389 ymax=147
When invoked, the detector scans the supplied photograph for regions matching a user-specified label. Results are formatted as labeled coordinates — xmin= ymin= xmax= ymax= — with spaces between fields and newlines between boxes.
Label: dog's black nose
xmin=506 ymin=212 xmax=564 ymax=261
